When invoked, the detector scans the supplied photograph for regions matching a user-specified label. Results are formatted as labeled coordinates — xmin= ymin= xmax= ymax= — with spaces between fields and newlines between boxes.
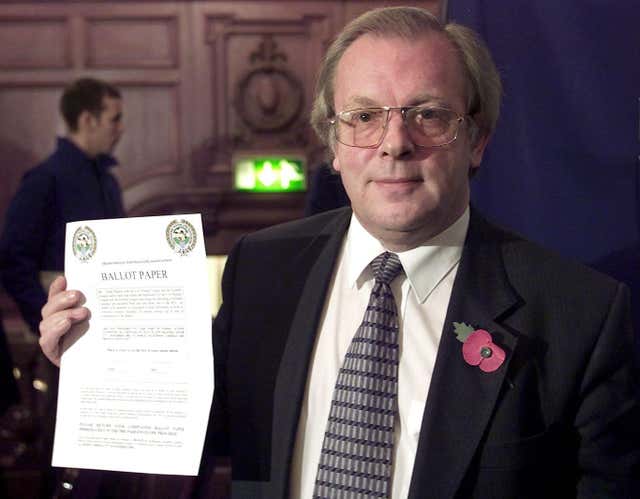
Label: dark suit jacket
xmin=206 ymin=207 xmax=639 ymax=499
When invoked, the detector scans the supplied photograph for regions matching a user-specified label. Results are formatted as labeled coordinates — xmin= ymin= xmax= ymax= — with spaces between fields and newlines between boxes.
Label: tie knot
xmin=371 ymin=252 xmax=403 ymax=285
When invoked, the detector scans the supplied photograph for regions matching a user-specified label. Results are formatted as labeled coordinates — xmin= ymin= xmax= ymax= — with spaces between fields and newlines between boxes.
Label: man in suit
xmin=38 ymin=7 xmax=638 ymax=499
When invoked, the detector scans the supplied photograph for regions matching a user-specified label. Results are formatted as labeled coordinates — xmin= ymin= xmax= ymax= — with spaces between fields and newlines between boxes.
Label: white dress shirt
xmin=289 ymin=208 xmax=469 ymax=499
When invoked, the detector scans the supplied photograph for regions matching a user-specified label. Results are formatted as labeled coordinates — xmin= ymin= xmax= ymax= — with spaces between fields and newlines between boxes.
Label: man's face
xmin=88 ymin=96 xmax=123 ymax=156
xmin=332 ymin=34 xmax=488 ymax=250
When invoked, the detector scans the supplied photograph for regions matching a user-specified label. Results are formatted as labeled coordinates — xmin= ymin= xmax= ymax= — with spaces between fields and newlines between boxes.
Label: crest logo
xmin=166 ymin=219 xmax=196 ymax=256
xmin=72 ymin=226 xmax=97 ymax=262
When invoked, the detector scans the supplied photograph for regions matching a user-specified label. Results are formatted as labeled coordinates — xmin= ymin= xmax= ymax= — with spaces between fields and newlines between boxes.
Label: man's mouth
xmin=374 ymin=177 xmax=422 ymax=185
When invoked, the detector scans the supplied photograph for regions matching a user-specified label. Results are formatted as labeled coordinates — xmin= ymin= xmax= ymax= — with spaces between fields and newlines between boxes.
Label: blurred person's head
xmin=61 ymin=78 xmax=124 ymax=158
xmin=310 ymin=6 xmax=502 ymax=250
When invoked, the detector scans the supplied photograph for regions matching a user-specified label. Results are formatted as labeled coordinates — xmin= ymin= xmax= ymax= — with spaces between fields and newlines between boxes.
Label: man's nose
xmin=380 ymin=111 xmax=414 ymax=158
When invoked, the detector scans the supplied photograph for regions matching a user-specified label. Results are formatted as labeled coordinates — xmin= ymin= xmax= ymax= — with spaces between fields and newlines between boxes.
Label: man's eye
xmin=356 ymin=110 xmax=384 ymax=124
xmin=417 ymin=108 xmax=439 ymax=120
xmin=338 ymin=109 xmax=383 ymax=126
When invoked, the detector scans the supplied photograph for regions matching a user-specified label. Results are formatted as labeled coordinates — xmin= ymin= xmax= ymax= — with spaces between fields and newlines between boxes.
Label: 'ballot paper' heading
xmin=101 ymin=270 xmax=169 ymax=281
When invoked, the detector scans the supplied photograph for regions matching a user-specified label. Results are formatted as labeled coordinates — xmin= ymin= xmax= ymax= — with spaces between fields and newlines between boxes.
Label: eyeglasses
xmin=329 ymin=106 xmax=467 ymax=149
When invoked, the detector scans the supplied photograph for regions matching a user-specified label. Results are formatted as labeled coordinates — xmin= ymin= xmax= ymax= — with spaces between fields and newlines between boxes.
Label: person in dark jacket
xmin=304 ymin=162 xmax=349 ymax=216
xmin=0 ymin=78 xmax=125 ymax=335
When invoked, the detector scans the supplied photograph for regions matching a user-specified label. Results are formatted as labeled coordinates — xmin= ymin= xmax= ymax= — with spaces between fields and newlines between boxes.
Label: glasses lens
xmin=406 ymin=107 xmax=459 ymax=147
xmin=335 ymin=108 xmax=387 ymax=147
xmin=332 ymin=106 xmax=462 ymax=148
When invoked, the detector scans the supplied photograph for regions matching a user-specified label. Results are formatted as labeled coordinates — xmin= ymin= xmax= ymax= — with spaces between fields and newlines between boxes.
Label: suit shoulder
xmin=244 ymin=207 xmax=351 ymax=244
xmin=496 ymin=223 xmax=622 ymax=302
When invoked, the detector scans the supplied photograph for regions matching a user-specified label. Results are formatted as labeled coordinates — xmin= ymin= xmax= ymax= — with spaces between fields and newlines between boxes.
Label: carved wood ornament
xmin=234 ymin=35 xmax=303 ymax=134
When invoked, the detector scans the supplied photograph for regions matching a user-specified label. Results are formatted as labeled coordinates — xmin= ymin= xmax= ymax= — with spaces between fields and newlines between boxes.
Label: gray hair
xmin=310 ymin=6 xmax=502 ymax=147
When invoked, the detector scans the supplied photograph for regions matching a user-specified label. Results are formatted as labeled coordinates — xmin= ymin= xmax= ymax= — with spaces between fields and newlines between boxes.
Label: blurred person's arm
xmin=0 ymin=170 xmax=54 ymax=333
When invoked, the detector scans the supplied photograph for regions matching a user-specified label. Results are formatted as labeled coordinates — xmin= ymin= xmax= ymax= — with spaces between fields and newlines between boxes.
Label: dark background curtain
xmin=446 ymin=0 xmax=640 ymax=359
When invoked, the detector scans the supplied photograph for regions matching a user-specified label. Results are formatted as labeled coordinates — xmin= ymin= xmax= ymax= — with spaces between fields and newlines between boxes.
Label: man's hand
xmin=39 ymin=275 xmax=90 ymax=366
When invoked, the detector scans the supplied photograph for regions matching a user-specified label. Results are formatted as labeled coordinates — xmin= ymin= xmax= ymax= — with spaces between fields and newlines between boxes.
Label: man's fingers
xmin=39 ymin=276 xmax=89 ymax=366
xmin=41 ymin=288 xmax=86 ymax=320
xmin=39 ymin=318 xmax=67 ymax=367
xmin=39 ymin=307 xmax=90 ymax=367
xmin=48 ymin=275 xmax=67 ymax=300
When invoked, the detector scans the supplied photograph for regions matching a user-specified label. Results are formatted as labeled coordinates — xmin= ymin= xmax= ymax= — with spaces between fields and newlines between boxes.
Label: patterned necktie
xmin=314 ymin=252 xmax=403 ymax=499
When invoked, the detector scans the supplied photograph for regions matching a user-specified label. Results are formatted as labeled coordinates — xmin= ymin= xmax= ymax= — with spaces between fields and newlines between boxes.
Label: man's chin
xmin=367 ymin=214 xmax=427 ymax=235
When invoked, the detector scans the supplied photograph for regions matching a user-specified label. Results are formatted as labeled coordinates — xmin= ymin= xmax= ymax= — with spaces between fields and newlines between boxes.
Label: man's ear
xmin=76 ymin=110 xmax=97 ymax=133
xmin=470 ymin=131 xmax=490 ymax=169
xmin=332 ymin=155 xmax=341 ymax=173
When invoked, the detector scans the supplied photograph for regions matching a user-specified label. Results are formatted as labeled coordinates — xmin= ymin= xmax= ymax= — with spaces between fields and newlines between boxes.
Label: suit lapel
xmin=408 ymin=211 xmax=523 ymax=499
xmin=269 ymin=209 xmax=351 ymax=498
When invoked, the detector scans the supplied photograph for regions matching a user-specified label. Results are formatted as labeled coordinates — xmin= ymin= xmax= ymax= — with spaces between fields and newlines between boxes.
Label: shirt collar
xmin=344 ymin=208 xmax=469 ymax=303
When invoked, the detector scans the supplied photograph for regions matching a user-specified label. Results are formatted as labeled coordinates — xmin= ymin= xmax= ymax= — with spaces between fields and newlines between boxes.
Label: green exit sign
xmin=234 ymin=157 xmax=306 ymax=193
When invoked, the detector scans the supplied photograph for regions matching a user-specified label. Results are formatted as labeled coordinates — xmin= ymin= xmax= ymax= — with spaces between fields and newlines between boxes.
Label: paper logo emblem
xmin=166 ymin=219 xmax=196 ymax=256
xmin=72 ymin=226 xmax=97 ymax=262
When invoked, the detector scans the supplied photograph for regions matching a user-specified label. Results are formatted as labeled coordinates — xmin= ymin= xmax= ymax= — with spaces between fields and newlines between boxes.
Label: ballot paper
xmin=52 ymin=214 xmax=213 ymax=475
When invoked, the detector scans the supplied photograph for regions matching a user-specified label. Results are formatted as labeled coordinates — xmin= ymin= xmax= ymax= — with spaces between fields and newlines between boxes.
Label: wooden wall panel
xmin=115 ymin=84 xmax=181 ymax=184
xmin=86 ymin=16 xmax=178 ymax=68
xmin=0 ymin=86 xmax=63 ymax=161
xmin=0 ymin=18 xmax=70 ymax=68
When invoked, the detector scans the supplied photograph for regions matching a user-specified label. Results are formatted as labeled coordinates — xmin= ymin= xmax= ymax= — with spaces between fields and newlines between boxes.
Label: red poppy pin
xmin=453 ymin=322 xmax=505 ymax=372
